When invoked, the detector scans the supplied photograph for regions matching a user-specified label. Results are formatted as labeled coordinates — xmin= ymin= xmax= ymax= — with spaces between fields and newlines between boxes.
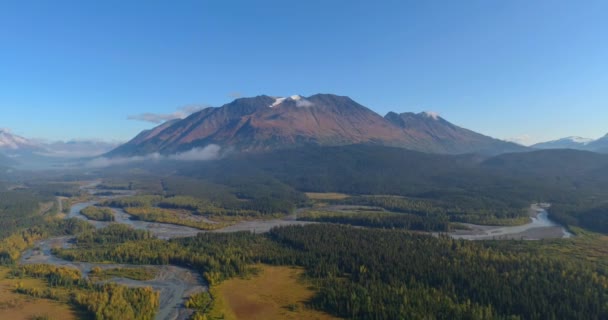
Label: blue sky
xmin=1 ymin=0 xmax=607 ymax=145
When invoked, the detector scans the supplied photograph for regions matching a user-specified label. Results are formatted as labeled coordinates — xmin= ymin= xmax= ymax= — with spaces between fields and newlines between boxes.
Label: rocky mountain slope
xmin=107 ymin=94 xmax=527 ymax=157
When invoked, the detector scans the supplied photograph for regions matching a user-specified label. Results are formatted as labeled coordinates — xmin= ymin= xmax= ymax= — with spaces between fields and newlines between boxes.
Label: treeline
xmin=298 ymin=210 xmax=450 ymax=231
xmin=162 ymin=174 xmax=307 ymax=215
xmin=80 ymin=206 xmax=115 ymax=221
xmin=12 ymin=264 xmax=159 ymax=320
xmin=124 ymin=206 xmax=225 ymax=230
xmin=333 ymin=195 xmax=529 ymax=226
xmin=26 ymin=182 xmax=83 ymax=198
xmin=89 ymin=267 xmax=156 ymax=281
xmin=55 ymin=224 xmax=608 ymax=319
xmin=102 ymin=194 xmax=290 ymax=217
xmin=95 ymin=172 xmax=306 ymax=217
xmin=549 ymin=201 xmax=608 ymax=234
xmin=73 ymin=224 xmax=153 ymax=246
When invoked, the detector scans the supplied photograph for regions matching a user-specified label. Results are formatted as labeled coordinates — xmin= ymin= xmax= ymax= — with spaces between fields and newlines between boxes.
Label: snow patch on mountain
xmin=422 ymin=111 xmax=440 ymax=120
xmin=269 ymin=95 xmax=308 ymax=108
xmin=563 ymin=136 xmax=593 ymax=144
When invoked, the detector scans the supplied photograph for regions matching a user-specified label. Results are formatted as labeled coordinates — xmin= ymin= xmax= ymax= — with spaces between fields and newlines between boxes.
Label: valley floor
xmin=6 ymin=184 xmax=582 ymax=319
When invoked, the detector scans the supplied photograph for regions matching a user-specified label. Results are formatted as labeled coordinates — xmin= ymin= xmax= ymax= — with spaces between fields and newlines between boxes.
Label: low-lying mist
xmin=86 ymin=144 xmax=222 ymax=168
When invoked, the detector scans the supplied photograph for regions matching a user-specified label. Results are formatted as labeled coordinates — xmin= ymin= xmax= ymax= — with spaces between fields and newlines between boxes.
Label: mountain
xmin=37 ymin=140 xmax=121 ymax=158
xmin=108 ymin=94 xmax=528 ymax=157
xmin=586 ymin=134 xmax=608 ymax=153
xmin=384 ymin=111 xmax=526 ymax=154
xmin=0 ymin=129 xmax=123 ymax=169
xmin=531 ymin=136 xmax=594 ymax=150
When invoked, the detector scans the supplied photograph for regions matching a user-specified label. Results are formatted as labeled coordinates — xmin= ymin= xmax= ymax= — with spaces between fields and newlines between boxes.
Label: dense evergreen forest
xmin=298 ymin=210 xmax=452 ymax=231
xmin=55 ymin=223 xmax=608 ymax=319
xmin=326 ymin=195 xmax=530 ymax=226
xmin=0 ymin=190 xmax=44 ymax=239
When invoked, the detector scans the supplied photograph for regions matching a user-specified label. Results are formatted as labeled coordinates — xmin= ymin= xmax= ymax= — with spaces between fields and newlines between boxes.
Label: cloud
xmin=296 ymin=99 xmax=314 ymax=107
xmin=85 ymin=144 xmax=221 ymax=167
xmin=228 ymin=92 xmax=242 ymax=99
xmin=86 ymin=153 xmax=162 ymax=168
xmin=128 ymin=105 xmax=210 ymax=124
xmin=169 ymin=144 xmax=221 ymax=161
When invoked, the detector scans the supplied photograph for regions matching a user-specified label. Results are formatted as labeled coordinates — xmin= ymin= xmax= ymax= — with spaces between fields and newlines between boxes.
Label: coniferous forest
xmin=53 ymin=223 xmax=608 ymax=319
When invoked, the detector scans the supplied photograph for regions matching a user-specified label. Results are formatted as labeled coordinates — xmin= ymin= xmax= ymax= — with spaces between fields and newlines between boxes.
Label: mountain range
xmin=532 ymin=135 xmax=608 ymax=153
xmin=0 ymin=129 xmax=120 ymax=166
xmin=107 ymin=94 xmax=526 ymax=157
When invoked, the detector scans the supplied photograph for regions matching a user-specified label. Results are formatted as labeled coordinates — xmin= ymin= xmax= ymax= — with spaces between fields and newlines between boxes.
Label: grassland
xmin=0 ymin=267 xmax=78 ymax=320
xmin=208 ymin=265 xmax=339 ymax=320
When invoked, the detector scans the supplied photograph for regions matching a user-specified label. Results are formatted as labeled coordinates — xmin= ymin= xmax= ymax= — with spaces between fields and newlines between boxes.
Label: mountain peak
xmin=268 ymin=95 xmax=305 ymax=108
xmin=564 ymin=136 xmax=593 ymax=144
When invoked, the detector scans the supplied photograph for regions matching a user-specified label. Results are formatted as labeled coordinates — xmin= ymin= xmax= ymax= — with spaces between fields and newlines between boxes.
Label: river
xmin=21 ymin=188 xmax=313 ymax=320
xmin=449 ymin=204 xmax=573 ymax=240
xmin=20 ymin=190 xmax=208 ymax=320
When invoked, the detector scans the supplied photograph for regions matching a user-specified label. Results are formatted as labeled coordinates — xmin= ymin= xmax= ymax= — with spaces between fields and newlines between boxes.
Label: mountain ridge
xmin=533 ymin=134 xmax=608 ymax=153
xmin=0 ymin=129 xmax=120 ymax=161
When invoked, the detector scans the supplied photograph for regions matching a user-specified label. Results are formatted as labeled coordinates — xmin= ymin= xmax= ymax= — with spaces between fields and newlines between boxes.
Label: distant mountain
xmin=384 ymin=111 xmax=526 ymax=155
xmin=37 ymin=140 xmax=121 ymax=158
xmin=532 ymin=134 xmax=608 ymax=153
xmin=532 ymin=136 xmax=594 ymax=150
xmin=107 ymin=94 xmax=529 ymax=157
xmin=0 ymin=129 xmax=121 ymax=169
xmin=586 ymin=134 xmax=608 ymax=153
